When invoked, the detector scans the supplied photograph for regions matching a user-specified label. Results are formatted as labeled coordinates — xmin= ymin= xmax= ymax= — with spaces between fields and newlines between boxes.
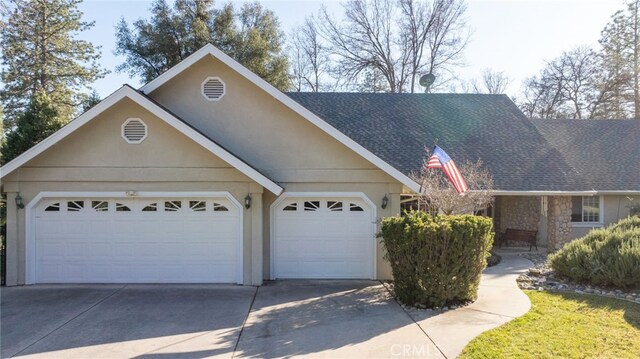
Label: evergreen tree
xmin=115 ymin=0 xmax=289 ymax=90
xmin=599 ymin=0 xmax=640 ymax=118
xmin=0 ymin=0 xmax=106 ymax=126
xmin=1 ymin=92 xmax=64 ymax=165
xmin=81 ymin=90 xmax=101 ymax=113
xmin=0 ymin=105 xmax=5 ymax=150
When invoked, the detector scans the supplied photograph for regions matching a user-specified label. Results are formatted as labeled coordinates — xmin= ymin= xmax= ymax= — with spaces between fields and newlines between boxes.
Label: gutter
xmin=489 ymin=190 xmax=598 ymax=196
xmin=591 ymin=190 xmax=640 ymax=195
xmin=404 ymin=190 xmax=640 ymax=196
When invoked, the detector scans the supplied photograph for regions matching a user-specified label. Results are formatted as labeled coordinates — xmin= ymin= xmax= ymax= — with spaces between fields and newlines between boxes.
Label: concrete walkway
xmin=406 ymin=253 xmax=534 ymax=358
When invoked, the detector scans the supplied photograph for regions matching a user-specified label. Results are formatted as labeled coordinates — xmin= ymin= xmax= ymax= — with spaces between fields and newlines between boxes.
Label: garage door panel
xmin=277 ymin=259 xmax=368 ymax=279
xmin=110 ymin=265 xmax=137 ymax=281
xmin=277 ymin=219 xmax=371 ymax=237
xmin=34 ymin=197 xmax=241 ymax=283
xmin=36 ymin=220 xmax=64 ymax=235
xmin=274 ymin=196 xmax=375 ymax=279
xmin=110 ymin=243 xmax=136 ymax=257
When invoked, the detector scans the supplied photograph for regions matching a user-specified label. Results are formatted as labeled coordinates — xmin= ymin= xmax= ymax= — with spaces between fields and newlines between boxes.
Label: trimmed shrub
xmin=609 ymin=215 xmax=640 ymax=232
xmin=380 ymin=211 xmax=493 ymax=308
xmin=550 ymin=217 xmax=640 ymax=288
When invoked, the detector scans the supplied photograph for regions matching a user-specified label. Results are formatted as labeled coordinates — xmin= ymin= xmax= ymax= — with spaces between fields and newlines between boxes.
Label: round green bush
xmin=550 ymin=217 xmax=640 ymax=289
xmin=379 ymin=211 xmax=493 ymax=308
xmin=609 ymin=215 xmax=640 ymax=232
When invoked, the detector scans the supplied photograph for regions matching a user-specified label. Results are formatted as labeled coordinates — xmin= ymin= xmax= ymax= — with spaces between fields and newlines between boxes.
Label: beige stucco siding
xmin=16 ymin=98 xmax=238 ymax=171
xmin=148 ymin=56 xmax=395 ymax=184
xmin=148 ymin=55 xmax=404 ymax=280
xmin=2 ymin=98 xmax=265 ymax=286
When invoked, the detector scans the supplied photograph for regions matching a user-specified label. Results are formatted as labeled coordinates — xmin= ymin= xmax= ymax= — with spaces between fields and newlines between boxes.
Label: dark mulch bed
xmin=487 ymin=252 xmax=502 ymax=267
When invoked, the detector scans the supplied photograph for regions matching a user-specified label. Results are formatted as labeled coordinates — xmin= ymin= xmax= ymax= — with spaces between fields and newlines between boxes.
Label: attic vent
xmin=201 ymin=77 xmax=226 ymax=101
xmin=121 ymin=118 xmax=147 ymax=144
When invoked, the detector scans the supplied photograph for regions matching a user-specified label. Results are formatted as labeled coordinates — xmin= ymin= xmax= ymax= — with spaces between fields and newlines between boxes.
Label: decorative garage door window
xmin=38 ymin=198 xmax=232 ymax=214
xmin=281 ymin=200 xmax=365 ymax=213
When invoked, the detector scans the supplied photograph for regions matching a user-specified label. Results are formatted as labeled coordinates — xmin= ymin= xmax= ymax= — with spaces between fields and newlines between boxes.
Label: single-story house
xmin=1 ymin=44 xmax=638 ymax=286
xmin=286 ymin=94 xmax=640 ymax=250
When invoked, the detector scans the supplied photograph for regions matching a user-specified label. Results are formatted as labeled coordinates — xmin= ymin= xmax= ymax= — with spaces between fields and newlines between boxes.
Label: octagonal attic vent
xmin=201 ymin=77 xmax=226 ymax=101
xmin=121 ymin=118 xmax=147 ymax=144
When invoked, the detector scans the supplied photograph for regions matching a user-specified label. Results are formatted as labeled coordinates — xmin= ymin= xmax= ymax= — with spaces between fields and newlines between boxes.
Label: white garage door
xmin=273 ymin=196 xmax=375 ymax=279
xmin=33 ymin=196 xmax=241 ymax=283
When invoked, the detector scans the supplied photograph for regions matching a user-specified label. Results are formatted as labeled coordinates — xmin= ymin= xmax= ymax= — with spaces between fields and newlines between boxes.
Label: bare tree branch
xmin=411 ymin=150 xmax=494 ymax=215
xmin=296 ymin=0 xmax=469 ymax=93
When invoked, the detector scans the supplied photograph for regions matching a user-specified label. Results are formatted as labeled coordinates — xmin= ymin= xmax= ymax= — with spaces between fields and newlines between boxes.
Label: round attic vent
xmin=121 ymin=118 xmax=147 ymax=144
xmin=201 ymin=77 xmax=226 ymax=101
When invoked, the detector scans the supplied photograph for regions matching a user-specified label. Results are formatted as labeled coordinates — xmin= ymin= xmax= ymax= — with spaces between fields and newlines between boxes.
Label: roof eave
xmin=139 ymin=44 xmax=422 ymax=193
xmin=491 ymin=190 xmax=599 ymax=196
xmin=0 ymin=86 xmax=284 ymax=196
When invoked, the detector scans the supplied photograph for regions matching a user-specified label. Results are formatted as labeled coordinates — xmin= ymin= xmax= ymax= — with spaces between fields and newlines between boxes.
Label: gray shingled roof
xmin=532 ymin=119 xmax=640 ymax=191
xmin=286 ymin=92 xmax=590 ymax=191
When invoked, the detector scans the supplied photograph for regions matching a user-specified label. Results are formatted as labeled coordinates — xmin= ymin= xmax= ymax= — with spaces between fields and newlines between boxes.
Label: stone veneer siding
xmin=496 ymin=196 xmax=541 ymax=233
xmin=547 ymin=196 xmax=572 ymax=252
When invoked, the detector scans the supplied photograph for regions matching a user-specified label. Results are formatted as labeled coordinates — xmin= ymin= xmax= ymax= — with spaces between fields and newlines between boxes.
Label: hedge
xmin=550 ymin=216 xmax=640 ymax=288
xmin=379 ymin=211 xmax=494 ymax=308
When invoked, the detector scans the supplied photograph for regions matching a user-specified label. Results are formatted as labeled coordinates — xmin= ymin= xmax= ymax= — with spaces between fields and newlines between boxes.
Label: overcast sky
xmin=79 ymin=0 xmax=624 ymax=98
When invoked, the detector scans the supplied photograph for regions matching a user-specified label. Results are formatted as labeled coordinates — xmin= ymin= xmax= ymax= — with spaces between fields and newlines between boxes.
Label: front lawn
xmin=460 ymin=291 xmax=640 ymax=358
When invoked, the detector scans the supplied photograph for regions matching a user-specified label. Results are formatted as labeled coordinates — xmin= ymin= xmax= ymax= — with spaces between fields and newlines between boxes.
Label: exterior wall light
xmin=245 ymin=194 xmax=252 ymax=209
xmin=15 ymin=193 xmax=25 ymax=209
xmin=381 ymin=194 xmax=389 ymax=209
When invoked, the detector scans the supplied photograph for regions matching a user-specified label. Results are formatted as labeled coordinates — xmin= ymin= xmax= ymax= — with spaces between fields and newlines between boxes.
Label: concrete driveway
xmin=1 ymin=255 xmax=531 ymax=358
xmin=1 ymin=285 xmax=256 ymax=358
xmin=235 ymin=281 xmax=442 ymax=358
xmin=1 ymin=282 xmax=442 ymax=359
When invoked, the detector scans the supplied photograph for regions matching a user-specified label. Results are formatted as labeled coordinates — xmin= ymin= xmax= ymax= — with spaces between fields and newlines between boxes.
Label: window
xmin=283 ymin=203 xmax=297 ymax=211
xmin=165 ymin=201 xmax=182 ymax=212
xmin=45 ymin=203 xmax=60 ymax=212
xmin=327 ymin=201 xmax=343 ymax=212
xmin=142 ymin=203 xmax=158 ymax=212
xmin=304 ymin=201 xmax=320 ymax=211
xmin=189 ymin=201 xmax=207 ymax=212
xmin=571 ymin=196 xmax=601 ymax=223
xmin=67 ymin=201 xmax=84 ymax=212
xmin=92 ymin=201 xmax=109 ymax=212
xmin=213 ymin=202 xmax=229 ymax=212
xmin=115 ymin=203 xmax=131 ymax=212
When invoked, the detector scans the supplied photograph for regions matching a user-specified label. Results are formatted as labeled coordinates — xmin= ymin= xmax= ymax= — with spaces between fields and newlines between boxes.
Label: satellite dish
xmin=419 ymin=73 xmax=436 ymax=92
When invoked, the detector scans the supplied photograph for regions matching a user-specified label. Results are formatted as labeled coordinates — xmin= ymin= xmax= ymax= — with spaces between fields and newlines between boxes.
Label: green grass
xmin=460 ymin=291 xmax=640 ymax=359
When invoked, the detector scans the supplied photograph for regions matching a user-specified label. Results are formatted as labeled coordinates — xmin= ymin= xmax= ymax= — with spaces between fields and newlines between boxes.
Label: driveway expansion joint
xmin=231 ymin=285 xmax=259 ymax=358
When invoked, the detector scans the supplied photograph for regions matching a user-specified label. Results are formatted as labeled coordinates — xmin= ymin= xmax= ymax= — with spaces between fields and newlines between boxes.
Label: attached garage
xmin=271 ymin=194 xmax=376 ymax=279
xmin=27 ymin=193 xmax=243 ymax=284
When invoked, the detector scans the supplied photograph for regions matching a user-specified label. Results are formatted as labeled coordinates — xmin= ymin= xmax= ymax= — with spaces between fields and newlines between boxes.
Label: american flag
xmin=426 ymin=146 xmax=469 ymax=195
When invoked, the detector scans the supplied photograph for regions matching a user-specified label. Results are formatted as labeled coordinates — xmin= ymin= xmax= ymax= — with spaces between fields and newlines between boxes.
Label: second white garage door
xmin=272 ymin=195 xmax=376 ymax=279
xmin=33 ymin=196 xmax=242 ymax=284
